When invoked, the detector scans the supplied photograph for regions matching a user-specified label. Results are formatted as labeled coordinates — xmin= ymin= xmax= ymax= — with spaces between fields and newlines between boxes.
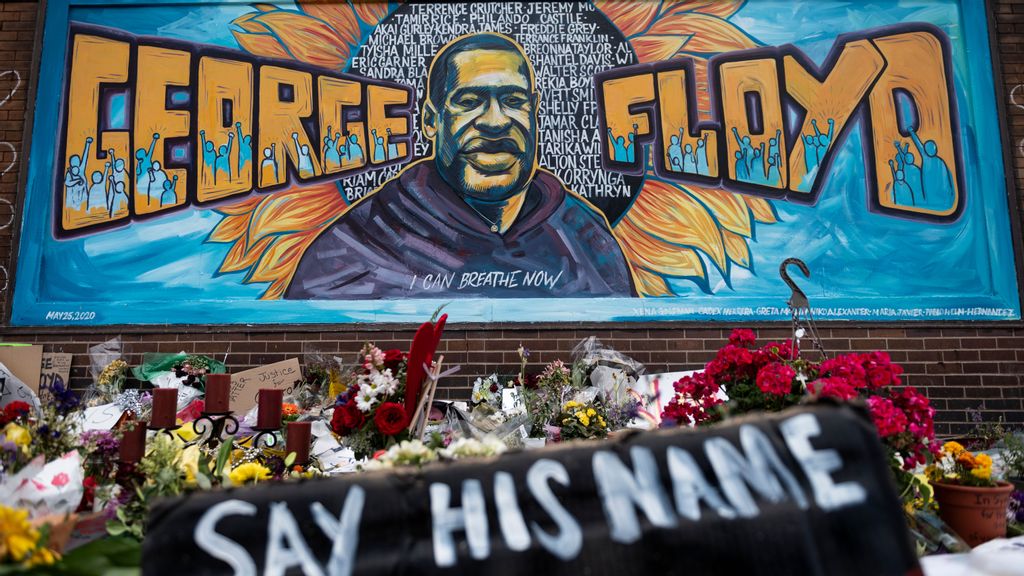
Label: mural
xmin=11 ymin=0 xmax=1020 ymax=325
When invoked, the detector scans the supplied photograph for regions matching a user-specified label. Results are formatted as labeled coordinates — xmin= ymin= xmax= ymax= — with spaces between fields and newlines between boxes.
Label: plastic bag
xmin=82 ymin=338 xmax=125 ymax=407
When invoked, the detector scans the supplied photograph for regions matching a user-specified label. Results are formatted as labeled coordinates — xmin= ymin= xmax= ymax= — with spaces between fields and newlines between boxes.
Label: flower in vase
xmin=355 ymin=390 xmax=378 ymax=413
xmin=374 ymin=402 xmax=408 ymax=436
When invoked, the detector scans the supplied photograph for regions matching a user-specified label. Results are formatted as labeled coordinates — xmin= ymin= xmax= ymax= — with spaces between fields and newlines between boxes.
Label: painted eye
xmin=502 ymin=95 xmax=527 ymax=108
xmin=454 ymin=95 xmax=481 ymax=108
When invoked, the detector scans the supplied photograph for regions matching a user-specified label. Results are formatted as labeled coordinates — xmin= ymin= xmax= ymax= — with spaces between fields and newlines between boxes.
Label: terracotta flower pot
xmin=932 ymin=481 xmax=1014 ymax=547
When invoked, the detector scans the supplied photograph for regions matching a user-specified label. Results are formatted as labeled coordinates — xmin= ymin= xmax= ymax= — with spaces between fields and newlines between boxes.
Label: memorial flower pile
xmin=330 ymin=343 xmax=413 ymax=458
xmin=557 ymin=400 xmax=608 ymax=440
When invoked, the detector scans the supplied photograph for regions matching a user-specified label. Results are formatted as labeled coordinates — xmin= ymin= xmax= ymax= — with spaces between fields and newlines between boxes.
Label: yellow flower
xmin=970 ymin=466 xmax=992 ymax=481
xmin=942 ymin=441 xmax=965 ymax=456
xmin=3 ymin=423 xmax=30 ymax=448
xmin=174 ymin=424 xmax=198 ymax=443
xmin=228 ymin=462 xmax=271 ymax=485
xmin=564 ymin=401 xmax=581 ymax=410
xmin=586 ymin=408 xmax=596 ymax=417
xmin=0 ymin=504 xmax=56 ymax=566
xmin=596 ymin=416 xmax=607 ymax=429
xmin=179 ymin=444 xmax=202 ymax=486
xmin=574 ymin=411 xmax=590 ymax=427
xmin=975 ymin=453 xmax=993 ymax=469
xmin=955 ymin=451 xmax=977 ymax=468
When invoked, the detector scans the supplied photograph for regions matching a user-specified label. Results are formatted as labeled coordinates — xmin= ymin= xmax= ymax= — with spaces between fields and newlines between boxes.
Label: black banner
xmin=142 ymin=404 xmax=917 ymax=575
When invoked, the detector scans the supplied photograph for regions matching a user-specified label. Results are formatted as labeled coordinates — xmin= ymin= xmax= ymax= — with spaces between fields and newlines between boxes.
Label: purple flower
xmin=45 ymin=380 xmax=80 ymax=415
xmin=1009 ymin=491 xmax=1024 ymax=524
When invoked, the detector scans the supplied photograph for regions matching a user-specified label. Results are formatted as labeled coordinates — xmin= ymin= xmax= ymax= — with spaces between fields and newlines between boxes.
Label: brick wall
xmin=1 ymin=1 xmax=1022 ymax=436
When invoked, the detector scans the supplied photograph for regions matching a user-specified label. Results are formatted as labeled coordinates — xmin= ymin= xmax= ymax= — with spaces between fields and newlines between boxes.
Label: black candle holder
xmin=147 ymin=423 xmax=178 ymax=438
xmin=250 ymin=427 xmax=279 ymax=449
xmin=191 ymin=411 xmax=239 ymax=449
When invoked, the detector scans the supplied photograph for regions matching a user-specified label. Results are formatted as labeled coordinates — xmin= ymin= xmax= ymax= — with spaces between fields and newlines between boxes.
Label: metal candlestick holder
xmin=191 ymin=411 xmax=240 ymax=449
xmin=250 ymin=427 xmax=279 ymax=449
xmin=147 ymin=423 xmax=178 ymax=438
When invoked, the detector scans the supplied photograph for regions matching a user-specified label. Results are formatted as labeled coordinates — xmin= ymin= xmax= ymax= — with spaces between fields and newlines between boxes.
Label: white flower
xmin=362 ymin=439 xmax=438 ymax=470
xmin=355 ymin=390 xmax=378 ymax=413
xmin=440 ymin=436 xmax=507 ymax=460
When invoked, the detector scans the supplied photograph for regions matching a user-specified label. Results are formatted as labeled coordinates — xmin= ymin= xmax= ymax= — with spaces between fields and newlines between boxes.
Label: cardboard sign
xmin=229 ymin=358 xmax=301 ymax=415
xmin=143 ymin=404 xmax=917 ymax=576
xmin=39 ymin=352 xmax=73 ymax=390
xmin=0 ymin=344 xmax=43 ymax=392
xmin=0 ymin=362 xmax=40 ymax=412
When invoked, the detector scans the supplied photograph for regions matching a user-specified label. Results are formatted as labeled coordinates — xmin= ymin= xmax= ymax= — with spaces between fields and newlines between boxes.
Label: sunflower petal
xmin=615 ymin=217 xmax=706 ymax=278
xmin=722 ymin=229 xmax=751 ymax=269
xmin=297 ymin=1 xmax=361 ymax=47
xmin=218 ymin=235 xmax=274 ymax=275
xmin=213 ymin=195 xmax=263 ymax=217
xmin=231 ymin=25 xmax=292 ymax=60
xmin=248 ymin=185 xmax=348 ymax=244
xmin=745 ymin=196 xmax=778 ymax=224
xmin=631 ymin=34 xmax=692 ymax=63
xmin=685 ymin=185 xmax=752 ymax=237
xmin=351 ymin=0 xmax=390 ymax=27
xmin=207 ymin=213 xmax=253 ymax=244
xmin=631 ymin=265 xmax=676 ymax=297
xmin=660 ymin=0 xmax=746 ymax=19
xmin=251 ymin=10 xmax=351 ymax=69
xmin=648 ymin=12 xmax=759 ymax=54
xmin=247 ymin=230 xmax=319 ymax=284
xmin=627 ymin=180 xmax=727 ymax=272
xmin=594 ymin=0 xmax=661 ymax=37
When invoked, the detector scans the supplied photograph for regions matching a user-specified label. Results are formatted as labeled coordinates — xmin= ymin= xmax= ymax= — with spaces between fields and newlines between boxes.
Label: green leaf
xmin=214 ymin=436 xmax=234 ymax=476
xmin=284 ymin=452 xmax=296 ymax=468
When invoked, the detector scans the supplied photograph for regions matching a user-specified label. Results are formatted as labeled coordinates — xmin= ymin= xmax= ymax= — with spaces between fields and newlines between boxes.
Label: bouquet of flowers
xmin=661 ymin=329 xmax=938 ymax=510
xmin=557 ymin=400 xmax=608 ymax=440
xmin=471 ymin=374 xmax=501 ymax=407
xmin=330 ymin=344 xmax=412 ymax=459
xmin=927 ymin=441 xmax=997 ymax=488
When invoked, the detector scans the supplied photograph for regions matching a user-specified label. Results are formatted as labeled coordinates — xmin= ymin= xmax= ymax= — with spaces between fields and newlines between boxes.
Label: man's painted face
xmin=428 ymin=49 xmax=538 ymax=201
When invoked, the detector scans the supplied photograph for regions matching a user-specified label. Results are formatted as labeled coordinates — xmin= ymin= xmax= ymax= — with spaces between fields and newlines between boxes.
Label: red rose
xmin=1 ymin=401 xmax=30 ymax=425
xmin=331 ymin=402 xmax=365 ymax=436
xmin=374 ymin=402 xmax=408 ymax=436
xmin=382 ymin=349 xmax=405 ymax=372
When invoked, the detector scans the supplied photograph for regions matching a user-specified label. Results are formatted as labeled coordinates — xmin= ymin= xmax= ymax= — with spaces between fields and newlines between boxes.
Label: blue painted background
xmin=11 ymin=0 xmax=1021 ymax=325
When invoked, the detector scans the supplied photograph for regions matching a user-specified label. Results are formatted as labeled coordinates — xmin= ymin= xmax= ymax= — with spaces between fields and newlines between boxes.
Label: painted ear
xmin=422 ymin=103 xmax=438 ymax=139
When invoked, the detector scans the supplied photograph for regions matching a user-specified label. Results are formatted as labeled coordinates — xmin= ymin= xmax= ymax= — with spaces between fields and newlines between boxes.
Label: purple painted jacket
xmin=284 ymin=160 xmax=635 ymax=299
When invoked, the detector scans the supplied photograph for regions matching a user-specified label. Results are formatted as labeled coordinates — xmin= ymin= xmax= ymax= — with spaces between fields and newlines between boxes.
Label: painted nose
xmin=475 ymin=96 xmax=512 ymax=134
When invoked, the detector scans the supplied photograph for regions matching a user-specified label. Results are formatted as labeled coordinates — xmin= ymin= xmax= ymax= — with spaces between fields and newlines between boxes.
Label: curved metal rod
xmin=779 ymin=257 xmax=810 ymax=309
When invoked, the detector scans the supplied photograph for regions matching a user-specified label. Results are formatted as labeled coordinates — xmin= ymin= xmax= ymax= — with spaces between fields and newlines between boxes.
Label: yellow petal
xmin=745 ymin=196 xmax=778 ymax=224
xmin=631 ymin=34 xmax=692 ymax=63
xmin=297 ymin=1 xmax=361 ymax=46
xmin=627 ymin=180 xmax=727 ymax=271
xmin=207 ymin=213 xmax=253 ymax=244
xmin=615 ymin=217 xmax=706 ymax=278
xmin=251 ymin=10 xmax=352 ymax=69
xmin=594 ymin=0 xmax=661 ymax=37
xmin=248 ymin=185 xmax=348 ymax=244
xmin=648 ymin=12 xmax=759 ymax=54
xmin=218 ymin=235 xmax=274 ymax=275
xmin=231 ymin=26 xmax=292 ymax=60
xmin=722 ymin=229 xmax=751 ymax=269
xmin=630 ymin=265 xmax=675 ymax=297
xmin=685 ymin=185 xmax=753 ymax=237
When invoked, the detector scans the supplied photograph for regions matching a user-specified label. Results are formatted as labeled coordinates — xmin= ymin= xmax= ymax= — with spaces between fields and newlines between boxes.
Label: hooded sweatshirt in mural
xmin=284 ymin=160 xmax=635 ymax=299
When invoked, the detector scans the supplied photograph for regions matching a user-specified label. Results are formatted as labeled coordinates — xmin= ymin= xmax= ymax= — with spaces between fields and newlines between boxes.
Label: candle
xmin=286 ymin=421 xmax=311 ymax=466
xmin=150 ymin=388 xmax=178 ymax=428
xmin=205 ymin=373 xmax=231 ymax=413
xmin=256 ymin=388 xmax=283 ymax=429
xmin=119 ymin=421 xmax=147 ymax=463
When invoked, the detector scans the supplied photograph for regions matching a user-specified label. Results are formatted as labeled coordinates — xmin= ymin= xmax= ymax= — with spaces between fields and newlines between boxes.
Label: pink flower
xmin=51 ymin=472 xmax=70 ymax=488
xmin=867 ymin=396 xmax=908 ymax=438
xmin=728 ymin=329 xmax=756 ymax=347
xmin=755 ymin=362 xmax=796 ymax=396
xmin=809 ymin=377 xmax=858 ymax=400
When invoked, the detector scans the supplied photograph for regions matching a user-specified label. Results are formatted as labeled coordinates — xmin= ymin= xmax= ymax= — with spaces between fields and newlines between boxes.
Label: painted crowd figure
xmin=260 ymin=143 xmax=278 ymax=186
xmin=732 ymin=127 xmax=782 ymax=186
xmin=667 ymin=129 xmax=710 ymax=177
xmin=292 ymin=132 xmax=315 ymax=178
xmin=63 ymin=136 xmax=91 ymax=210
xmin=608 ymin=124 xmax=637 ymax=163
xmin=889 ymin=127 xmax=953 ymax=210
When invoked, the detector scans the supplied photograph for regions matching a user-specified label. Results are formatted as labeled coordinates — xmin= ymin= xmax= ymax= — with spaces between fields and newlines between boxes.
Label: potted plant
xmin=928 ymin=441 xmax=1014 ymax=547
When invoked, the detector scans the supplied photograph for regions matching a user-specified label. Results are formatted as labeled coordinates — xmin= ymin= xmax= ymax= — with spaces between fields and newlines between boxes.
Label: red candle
xmin=119 ymin=421 xmax=147 ymax=463
xmin=256 ymin=388 xmax=283 ymax=429
xmin=286 ymin=421 xmax=311 ymax=465
xmin=205 ymin=374 xmax=231 ymax=413
xmin=150 ymin=388 xmax=178 ymax=428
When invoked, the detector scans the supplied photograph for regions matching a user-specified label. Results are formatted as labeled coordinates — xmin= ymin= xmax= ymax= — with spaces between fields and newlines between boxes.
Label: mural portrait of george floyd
xmin=141 ymin=404 xmax=918 ymax=575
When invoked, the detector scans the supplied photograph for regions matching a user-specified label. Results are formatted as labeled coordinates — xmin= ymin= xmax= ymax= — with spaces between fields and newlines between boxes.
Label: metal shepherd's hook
xmin=779 ymin=258 xmax=827 ymax=359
